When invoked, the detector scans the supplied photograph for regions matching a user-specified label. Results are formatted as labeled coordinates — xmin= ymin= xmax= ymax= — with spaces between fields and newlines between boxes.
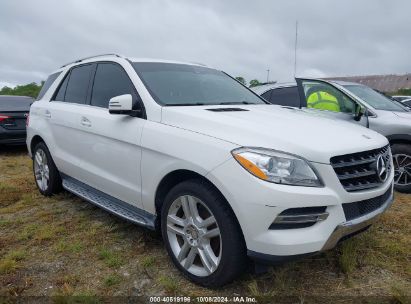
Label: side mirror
xmin=109 ymin=94 xmax=141 ymax=117
xmin=354 ymin=103 xmax=366 ymax=121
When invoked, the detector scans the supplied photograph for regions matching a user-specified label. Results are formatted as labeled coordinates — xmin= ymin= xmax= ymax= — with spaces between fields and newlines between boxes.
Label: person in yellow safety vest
xmin=307 ymin=90 xmax=340 ymax=112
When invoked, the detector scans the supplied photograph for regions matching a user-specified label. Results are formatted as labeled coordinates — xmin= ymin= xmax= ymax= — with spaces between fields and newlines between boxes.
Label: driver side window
xmin=301 ymin=80 xmax=356 ymax=114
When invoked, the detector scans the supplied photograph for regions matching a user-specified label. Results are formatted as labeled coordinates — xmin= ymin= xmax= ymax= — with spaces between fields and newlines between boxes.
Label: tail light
xmin=26 ymin=114 xmax=30 ymax=127
xmin=0 ymin=114 xmax=10 ymax=123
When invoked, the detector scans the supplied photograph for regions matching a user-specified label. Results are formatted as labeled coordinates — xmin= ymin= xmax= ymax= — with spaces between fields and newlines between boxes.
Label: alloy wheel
xmin=166 ymin=195 xmax=222 ymax=277
xmin=34 ymin=149 xmax=50 ymax=191
xmin=393 ymin=153 xmax=411 ymax=186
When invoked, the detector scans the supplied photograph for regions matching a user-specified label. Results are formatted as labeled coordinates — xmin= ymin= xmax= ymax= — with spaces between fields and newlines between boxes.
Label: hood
xmin=393 ymin=111 xmax=411 ymax=119
xmin=161 ymin=105 xmax=388 ymax=164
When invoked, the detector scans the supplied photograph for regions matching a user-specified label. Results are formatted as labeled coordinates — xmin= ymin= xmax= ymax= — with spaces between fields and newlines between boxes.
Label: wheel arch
xmin=387 ymin=134 xmax=411 ymax=146
xmin=154 ymin=169 xmax=243 ymax=235
xmin=30 ymin=135 xmax=46 ymax=157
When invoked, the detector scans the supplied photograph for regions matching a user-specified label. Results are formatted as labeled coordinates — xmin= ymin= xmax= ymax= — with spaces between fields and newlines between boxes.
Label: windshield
xmin=132 ymin=62 xmax=265 ymax=106
xmin=343 ymin=84 xmax=408 ymax=112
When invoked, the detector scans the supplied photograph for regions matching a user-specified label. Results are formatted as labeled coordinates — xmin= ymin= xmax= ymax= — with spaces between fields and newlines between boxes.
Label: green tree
xmin=235 ymin=77 xmax=246 ymax=85
xmin=0 ymin=82 xmax=43 ymax=98
xmin=395 ymin=88 xmax=411 ymax=96
xmin=249 ymin=79 xmax=261 ymax=88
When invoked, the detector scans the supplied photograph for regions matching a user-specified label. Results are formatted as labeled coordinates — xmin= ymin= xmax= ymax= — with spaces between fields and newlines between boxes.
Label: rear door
xmin=47 ymin=63 xmax=95 ymax=178
xmin=296 ymin=78 xmax=368 ymax=126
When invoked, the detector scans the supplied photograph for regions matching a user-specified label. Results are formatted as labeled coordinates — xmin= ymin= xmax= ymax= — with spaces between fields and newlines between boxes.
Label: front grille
xmin=342 ymin=187 xmax=392 ymax=221
xmin=330 ymin=145 xmax=391 ymax=192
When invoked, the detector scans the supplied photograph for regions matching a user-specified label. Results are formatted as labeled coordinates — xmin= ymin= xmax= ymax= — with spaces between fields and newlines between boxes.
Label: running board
xmin=61 ymin=175 xmax=156 ymax=230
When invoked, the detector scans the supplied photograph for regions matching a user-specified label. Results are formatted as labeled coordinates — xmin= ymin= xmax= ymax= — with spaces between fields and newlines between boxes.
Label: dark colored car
xmin=0 ymin=95 xmax=33 ymax=145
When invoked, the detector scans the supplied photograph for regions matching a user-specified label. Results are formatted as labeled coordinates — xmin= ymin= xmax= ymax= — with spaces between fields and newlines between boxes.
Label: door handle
xmin=44 ymin=110 xmax=51 ymax=118
xmin=80 ymin=117 xmax=91 ymax=127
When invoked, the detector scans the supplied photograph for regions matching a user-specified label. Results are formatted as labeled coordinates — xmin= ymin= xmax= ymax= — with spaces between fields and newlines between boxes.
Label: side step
xmin=61 ymin=175 xmax=156 ymax=230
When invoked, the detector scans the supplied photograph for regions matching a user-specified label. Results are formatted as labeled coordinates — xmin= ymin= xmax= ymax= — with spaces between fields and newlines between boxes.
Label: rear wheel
xmin=32 ymin=142 xmax=62 ymax=196
xmin=392 ymin=144 xmax=411 ymax=193
xmin=161 ymin=179 xmax=247 ymax=287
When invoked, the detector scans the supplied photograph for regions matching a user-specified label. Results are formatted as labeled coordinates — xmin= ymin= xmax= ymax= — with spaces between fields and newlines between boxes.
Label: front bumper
xmin=248 ymin=187 xmax=394 ymax=264
xmin=206 ymin=157 xmax=395 ymax=259
xmin=321 ymin=188 xmax=394 ymax=251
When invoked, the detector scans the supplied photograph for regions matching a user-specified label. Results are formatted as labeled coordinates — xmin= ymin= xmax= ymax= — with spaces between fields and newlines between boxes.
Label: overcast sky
xmin=0 ymin=0 xmax=410 ymax=88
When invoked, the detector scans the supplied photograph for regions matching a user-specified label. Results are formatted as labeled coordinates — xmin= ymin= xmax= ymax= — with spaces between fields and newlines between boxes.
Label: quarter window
xmin=64 ymin=64 xmax=93 ymax=104
xmin=37 ymin=72 xmax=61 ymax=101
xmin=54 ymin=72 xmax=70 ymax=101
xmin=91 ymin=63 xmax=136 ymax=108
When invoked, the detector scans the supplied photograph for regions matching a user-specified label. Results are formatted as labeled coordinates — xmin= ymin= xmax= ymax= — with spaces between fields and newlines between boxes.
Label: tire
xmin=32 ymin=141 xmax=62 ymax=196
xmin=161 ymin=179 xmax=247 ymax=287
xmin=391 ymin=143 xmax=411 ymax=193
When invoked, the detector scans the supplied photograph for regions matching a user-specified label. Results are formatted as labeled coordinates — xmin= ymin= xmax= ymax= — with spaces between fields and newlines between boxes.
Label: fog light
xmin=269 ymin=207 xmax=329 ymax=229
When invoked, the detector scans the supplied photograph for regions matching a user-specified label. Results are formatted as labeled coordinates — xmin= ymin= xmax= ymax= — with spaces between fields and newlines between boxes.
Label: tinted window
xmin=36 ymin=72 xmax=61 ymax=101
xmin=91 ymin=63 xmax=135 ymax=108
xmin=343 ymin=85 xmax=408 ymax=112
xmin=403 ymin=100 xmax=411 ymax=107
xmin=64 ymin=64 xmax=93 ymax=104
xmin=0 ymin=96 xmax=33 ymax=111
xmin=132 ymin=62 xmax=265 ymax=106
xmin=54 ymin=72 xmax=70 ymax=101
xmin=269 ymin=87 xmax=301 ymax=107
xmin=261 ymin=90 xmax=272 ymax=101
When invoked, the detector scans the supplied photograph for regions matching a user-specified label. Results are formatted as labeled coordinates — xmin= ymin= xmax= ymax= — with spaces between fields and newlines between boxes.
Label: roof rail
xmin=60 ymin=53 xmax=123 ymax=68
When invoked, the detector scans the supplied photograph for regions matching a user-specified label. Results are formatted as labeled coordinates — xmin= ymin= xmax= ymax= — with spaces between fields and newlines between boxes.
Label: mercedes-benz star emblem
xmin=376 ymin=155 xmax=388 ymax=182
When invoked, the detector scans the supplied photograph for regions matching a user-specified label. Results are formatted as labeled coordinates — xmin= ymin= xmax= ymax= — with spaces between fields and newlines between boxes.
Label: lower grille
xmin=342 ymin=188 xmax=392 ymax=221
xmin=331 ymin=145 xmax=391 ymax=192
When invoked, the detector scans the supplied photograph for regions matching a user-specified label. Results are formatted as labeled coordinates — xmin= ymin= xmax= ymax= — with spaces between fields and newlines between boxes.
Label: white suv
xmin=27 ymin=54 xmax=394 ymax=287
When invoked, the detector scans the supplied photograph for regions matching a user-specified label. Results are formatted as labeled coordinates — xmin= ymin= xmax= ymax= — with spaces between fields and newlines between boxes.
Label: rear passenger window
xmin=37 ymin=72 xmax=61 ymax=101
xmin=91 ymin=63 xmax=135 ymax=108
xmin=270 ymin=87 xmax=301 ymax=107
xmin=64 ymin=64 xmax=93 ymax=104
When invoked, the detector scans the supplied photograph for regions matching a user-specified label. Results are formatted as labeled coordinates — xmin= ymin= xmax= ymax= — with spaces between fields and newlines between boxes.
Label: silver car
xmin=253 ymin=78 xmax=411 ymax=193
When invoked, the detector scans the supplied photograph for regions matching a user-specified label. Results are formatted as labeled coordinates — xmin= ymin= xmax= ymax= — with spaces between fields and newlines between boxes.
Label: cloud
xmin=0 ymin=0 xmax=409 ymax=86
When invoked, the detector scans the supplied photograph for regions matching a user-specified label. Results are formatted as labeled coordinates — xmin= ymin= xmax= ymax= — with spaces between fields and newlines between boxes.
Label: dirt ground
xmin=0 ymin=146 xmax=410 ymax=303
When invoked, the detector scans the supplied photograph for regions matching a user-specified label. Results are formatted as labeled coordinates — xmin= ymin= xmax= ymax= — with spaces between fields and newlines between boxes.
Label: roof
xmin=324 ymin=73 xmax=411 ymax=93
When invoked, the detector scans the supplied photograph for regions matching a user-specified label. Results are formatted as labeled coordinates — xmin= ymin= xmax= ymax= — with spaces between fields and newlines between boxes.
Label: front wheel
xmin=32 ymin=142 xmax=62 ymax=196
xmin=392 ymin=144 xmax=411 ymax=193
xmin=161 ymin=179 xmax=247 ymax=287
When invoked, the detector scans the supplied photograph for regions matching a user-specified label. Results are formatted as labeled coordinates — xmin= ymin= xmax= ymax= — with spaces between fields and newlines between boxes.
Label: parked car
xmin=0 ymin=95 xmax=33 ymax=145
xmin=253 ymin=79 xmax=411 ymax=193
xmin=392 ymin=95 xmax=411 ymax=102
xmin=400 ymin=98 xmax=411 ymax=108
xmin=27 ymin=54 xmax=394 ymax=287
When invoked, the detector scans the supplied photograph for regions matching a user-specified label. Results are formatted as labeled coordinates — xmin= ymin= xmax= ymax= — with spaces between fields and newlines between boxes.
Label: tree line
xmin=0 ymin=82 xmax=43 ymax=98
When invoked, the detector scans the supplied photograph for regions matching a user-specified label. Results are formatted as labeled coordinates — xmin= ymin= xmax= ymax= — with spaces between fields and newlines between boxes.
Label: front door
xmin=73 ymin=62 xmax=146 ymax=209
xmin=296 ymin=78 xmax=368 ymax=126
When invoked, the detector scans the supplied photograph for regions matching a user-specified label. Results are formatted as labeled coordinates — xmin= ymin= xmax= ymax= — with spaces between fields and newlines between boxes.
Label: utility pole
xmin=266 ymin=68 xmax=270 ymax=83
xmin=294 ymin=21 xmax=298 ymax=77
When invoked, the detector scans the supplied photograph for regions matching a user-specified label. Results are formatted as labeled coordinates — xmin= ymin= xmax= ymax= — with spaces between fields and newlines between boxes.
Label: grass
xmin=98 ymin=249 xmax=124 ymax=268
xmin=103 ymin=274 xmax=122 ymax=287
xmin=0 ymin=146 xmax=410 ymax=300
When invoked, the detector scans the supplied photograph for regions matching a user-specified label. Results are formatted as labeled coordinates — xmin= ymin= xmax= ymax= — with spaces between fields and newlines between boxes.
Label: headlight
xmin=232 ymin=147 xmax=322 ymax=187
